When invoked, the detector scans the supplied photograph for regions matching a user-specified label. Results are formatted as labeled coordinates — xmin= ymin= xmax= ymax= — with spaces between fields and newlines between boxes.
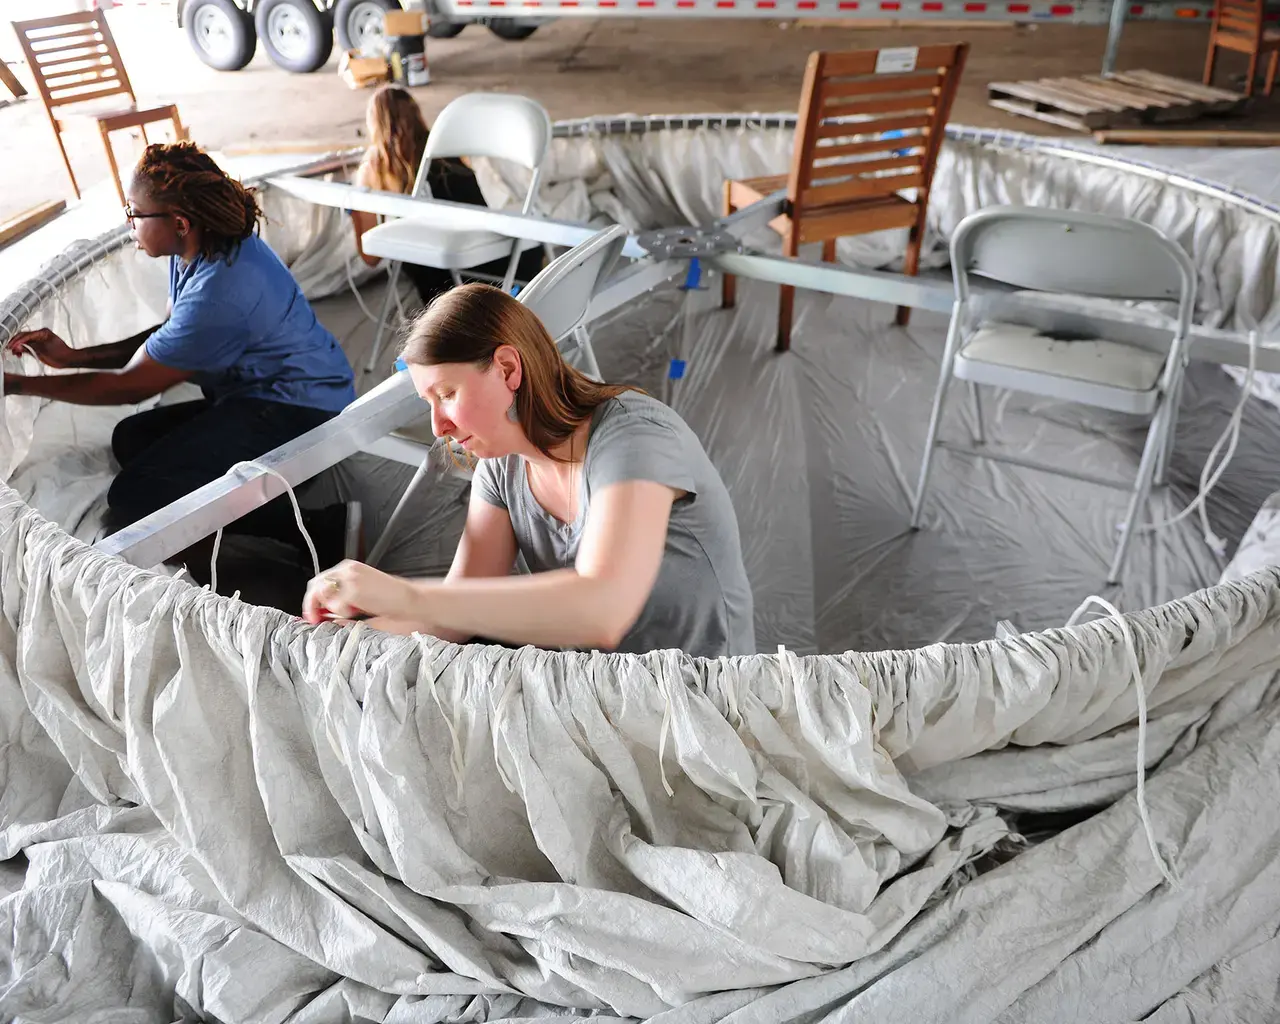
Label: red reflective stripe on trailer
xmin=756 ymin=1 xmax=777 ymax=7
xmin=797 ymin=1 xmax=817 ymax=7
xmin=880 ymin=2 xmax=900 ymax=9
xmin=677 ymin=1 xmax=695 ymax=7
xmin=922 ymin=2 xmax=944 ymax=9
xmin=964 ymin=2 xmax=987 ymax=9
xmin=838 ymin=1 xmax=859 ymax=8
xmin=1050 ymin=3 xmax=1074 ymax=12
xmin=1007 ymin=2 xmax=1029 ymax=9
xmin=716 ymin=1 xmax=736 ymax=7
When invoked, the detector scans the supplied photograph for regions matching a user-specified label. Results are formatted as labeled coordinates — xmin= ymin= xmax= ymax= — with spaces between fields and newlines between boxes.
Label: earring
xmin=507 ymin=392 xmax=519 ymax=423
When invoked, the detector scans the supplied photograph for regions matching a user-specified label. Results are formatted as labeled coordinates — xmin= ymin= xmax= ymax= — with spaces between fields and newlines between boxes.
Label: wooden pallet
xmin=988 ymin=69 xmax=1246 ymax=132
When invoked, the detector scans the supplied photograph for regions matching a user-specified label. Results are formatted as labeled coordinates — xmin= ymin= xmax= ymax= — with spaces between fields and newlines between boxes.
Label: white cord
xmin=344 ymin=255 xmax=385 ymax=326
xmin=208 ymin=460 xmax=320 ymax=596
xmin=1066 ymin=595 xmax=1179 ymax=888
xmin=1141 ymin=330 xmax=1258 ymax=558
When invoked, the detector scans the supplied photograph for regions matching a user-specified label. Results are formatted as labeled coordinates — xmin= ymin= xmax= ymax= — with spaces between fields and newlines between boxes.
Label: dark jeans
xmin=105 ymin=397 xmax=336 ymax=544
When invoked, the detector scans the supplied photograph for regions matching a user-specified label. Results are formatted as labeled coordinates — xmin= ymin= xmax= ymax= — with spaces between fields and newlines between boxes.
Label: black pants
xmin=403 ymin=246 xmax=548 ymax=308
xmin=105 ymin=397 xmax=336 ymax=544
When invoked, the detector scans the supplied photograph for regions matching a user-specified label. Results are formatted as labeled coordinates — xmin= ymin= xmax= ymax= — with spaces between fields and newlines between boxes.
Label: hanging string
xmin=208 ymin=460 xmax=319 ymax=596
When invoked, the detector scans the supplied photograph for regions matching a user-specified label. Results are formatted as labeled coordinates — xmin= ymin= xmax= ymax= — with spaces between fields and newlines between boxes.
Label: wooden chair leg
xmin=1202 ymin=40 xmax=1217 ymax=86
xmin=49 ymin=123 xmax=81 ymax=200
xmin=1246 ymin=51 xmax=1259 ymax=97
xmin=1266 ymin=51 xmax=1278 ymax=96
xmin=776 ymin=232 xmax=798 ymax=352
xmin=721 ymin=182 xmax=737 ymax=309
xmin=171 ymin=110 xmax=189 ymax=143
xmin=99 ymin=123 xmax=127 ymax=207
xmin=822 ymin=239 xmax=836 ymax=263
xmin=896 ymin=222 xmax=924 ymax=327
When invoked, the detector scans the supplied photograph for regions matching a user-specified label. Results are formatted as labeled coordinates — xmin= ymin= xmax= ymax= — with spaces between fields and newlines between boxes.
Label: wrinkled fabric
xmin=2 ymin=487 xmax=1280 ymax=1020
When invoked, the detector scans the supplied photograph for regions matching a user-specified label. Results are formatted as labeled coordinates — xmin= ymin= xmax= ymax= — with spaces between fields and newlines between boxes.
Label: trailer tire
xmin=427 ymin=19 xmax=464 ymax=37
xmin=487 ymin=19 xmax=538 ymax=40
xmin=335 ymin=0 xmax=401 ymax=52
xmin=185 ymin=0 xmax=256 ymax=72
xmin=255 ymin=0 xmax=334 ymax=74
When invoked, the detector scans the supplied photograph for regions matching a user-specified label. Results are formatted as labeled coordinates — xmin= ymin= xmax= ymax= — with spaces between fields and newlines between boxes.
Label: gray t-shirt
xmin=472 ymin=391 xmax=755 ymax=658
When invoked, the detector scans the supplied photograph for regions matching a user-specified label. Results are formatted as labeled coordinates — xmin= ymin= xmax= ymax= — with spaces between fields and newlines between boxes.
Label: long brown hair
xmin=133 ymin=142 xmax=262 ymax=261
xmin=400 ymin=284 xmax=638 ymax=459
xmin=358 ymin=83 xmax=429 ymax=195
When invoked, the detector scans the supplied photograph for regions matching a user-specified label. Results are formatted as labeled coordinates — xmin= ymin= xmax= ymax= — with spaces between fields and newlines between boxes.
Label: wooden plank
xmin=0 ymin=200 xmax=67 ymax=249
xmin=816 ymin=113 xmax=932 ymax=140
xmin=988 ymin=79 xmax=1103 ymax=116
xmin=1078 ymin=75 xmax=1189 ymax=108
xmin=0 ymin=60 xmax=26 ymax=98
xmin=988 ymin=97 xmax=1091 ymax=132
xmin=822 ymin=93 xmax=938 ymax=119
xmin=1094 ymin=128 xmax=1280 ymax=146
xmin=1115 ymin=70 xmax=1243 ymax=104
xmin=821 ymin=71 xmax=942 ymax=100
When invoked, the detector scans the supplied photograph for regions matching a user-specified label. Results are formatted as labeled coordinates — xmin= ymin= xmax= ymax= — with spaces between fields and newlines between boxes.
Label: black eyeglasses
xmin=124 ymin=203 xmax=171 ymax=225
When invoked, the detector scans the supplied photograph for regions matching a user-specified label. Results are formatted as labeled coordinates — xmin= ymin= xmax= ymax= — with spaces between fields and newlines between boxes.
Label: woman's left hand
xmin=302 ymin=560 xmax=419 ymax=625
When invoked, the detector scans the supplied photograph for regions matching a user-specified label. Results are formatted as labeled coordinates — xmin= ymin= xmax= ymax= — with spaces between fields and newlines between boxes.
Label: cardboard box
xmin=339 ymin=50 xmax=390 ymax=89
xmin=384 ymin=10 xmax=428 ymax=37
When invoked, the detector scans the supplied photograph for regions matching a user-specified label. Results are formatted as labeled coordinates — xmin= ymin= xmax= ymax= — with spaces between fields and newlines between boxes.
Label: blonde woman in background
xmin=350 ymin=84 xmax=543 ymax=305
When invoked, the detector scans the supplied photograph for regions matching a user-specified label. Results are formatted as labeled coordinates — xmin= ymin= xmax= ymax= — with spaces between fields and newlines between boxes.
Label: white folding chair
xmin=363 ymin=224 xmax=629 ymax=567
xmin=360 ymin=92 xmax=553 ymax=375
xmin=909 ymin=205 xmax=1198 ymax=584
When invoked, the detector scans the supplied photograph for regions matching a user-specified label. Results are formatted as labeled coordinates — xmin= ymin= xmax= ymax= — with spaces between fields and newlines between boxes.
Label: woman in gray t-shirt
xmin=303 ymin=283 xmax=755 ymax=658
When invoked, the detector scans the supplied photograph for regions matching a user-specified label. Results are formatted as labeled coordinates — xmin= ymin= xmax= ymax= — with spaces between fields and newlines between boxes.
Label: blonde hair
xmin=357 ymin=84 xmax=428 ymax=195
xmin=400 ymin=284 xmax=640 ymax=459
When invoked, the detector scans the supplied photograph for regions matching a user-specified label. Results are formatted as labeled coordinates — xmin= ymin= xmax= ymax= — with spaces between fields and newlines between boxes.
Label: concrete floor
xmin=2 ymin=8 xmax=1278 ymax=225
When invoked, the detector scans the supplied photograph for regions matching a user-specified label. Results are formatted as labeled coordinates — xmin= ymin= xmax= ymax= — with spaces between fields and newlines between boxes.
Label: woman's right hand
xmin=6 ymin=328 xmax=78 ymax=369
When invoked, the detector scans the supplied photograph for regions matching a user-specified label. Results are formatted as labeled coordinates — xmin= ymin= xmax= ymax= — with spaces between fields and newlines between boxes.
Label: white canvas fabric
xmin=2 ymin=487 xmax=1280 ymax=1020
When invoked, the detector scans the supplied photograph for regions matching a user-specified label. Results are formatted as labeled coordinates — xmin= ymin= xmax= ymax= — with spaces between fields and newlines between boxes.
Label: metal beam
xmin=267 ymin=175 xmax=654 ymax=259
xmin=95 ymin=373 xmax=426 ymax=567
xmin=1101 ymin=0 xmax=1126 ymax=76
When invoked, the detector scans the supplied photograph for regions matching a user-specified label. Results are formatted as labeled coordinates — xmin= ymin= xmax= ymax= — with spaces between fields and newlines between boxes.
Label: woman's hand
xmin=6 ymin=328 xmax=78 ymax=370
xmin=302 ymin=559 xmax=421 ymax=626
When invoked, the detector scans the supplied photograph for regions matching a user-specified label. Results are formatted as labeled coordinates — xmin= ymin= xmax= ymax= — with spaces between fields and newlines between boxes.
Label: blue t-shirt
xmin=145 ymin=234 xmax=356 ymax=412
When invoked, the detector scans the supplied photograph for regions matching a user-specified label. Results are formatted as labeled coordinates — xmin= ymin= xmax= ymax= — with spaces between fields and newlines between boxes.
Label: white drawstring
xmin=1141 ymin=329 xmax=1258 ymax=558
xmin=208 ymin=460 xmax=320 ymax=596
xmin=322 ymin=622 xmax=367 ymax=769
xmin=1066 ymin=595 xmax=1179 ymax=888
xmin=654 ymin=659 xmax=676 ymax=798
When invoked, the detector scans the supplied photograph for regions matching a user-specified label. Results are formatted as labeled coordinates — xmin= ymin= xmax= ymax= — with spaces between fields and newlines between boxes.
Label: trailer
xmin=175 ymin=0 xmax=1221 ymax=75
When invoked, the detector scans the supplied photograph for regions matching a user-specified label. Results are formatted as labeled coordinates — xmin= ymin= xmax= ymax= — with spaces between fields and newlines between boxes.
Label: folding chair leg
xmin=1203 ymin=41 xmax=1217 ymax=86
xmin=99 ymin=124 xmax=127 ymax=207
xmin=1107 ymin=400 xmax=1171 ymax=584
xmin=910 ymin=316 xmax=964 ymax=529
xmin=1154 ymin=373 xmax=1184 ymax=487
xmin=499 ymin=241 xmax=523 ymax=294
xmin=572 ymin=325 xmax=603 ymax=381
xmin=896 ymin=222 xmax=923 ymax=327
xmin=776 ymin=232 xmax=799 ymax=353
xmin=968 ymin=381 xmax=986 ymax=446
xmin=721 ymin=184 xmax=737 ymax=309
xmin=363 ymin=261 xmax=404 ymax=374
xmin=367 ymin=454 xmax=433 ymax=568
xmin=50 ymin=124 xmax=81 ymax=200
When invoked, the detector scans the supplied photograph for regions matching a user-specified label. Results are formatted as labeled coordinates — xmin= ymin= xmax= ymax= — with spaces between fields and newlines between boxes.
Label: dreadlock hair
xmin=132 ymin=142 xmax=263 ymax=262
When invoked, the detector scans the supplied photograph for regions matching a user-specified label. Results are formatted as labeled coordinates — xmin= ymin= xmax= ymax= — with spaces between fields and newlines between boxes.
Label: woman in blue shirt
xmin=3 ymin=142 xmax=360 ymax=568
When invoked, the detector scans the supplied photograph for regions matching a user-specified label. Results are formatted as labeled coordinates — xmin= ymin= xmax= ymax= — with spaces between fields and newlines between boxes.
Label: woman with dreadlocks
xmin=3 ymin=141 xmax=361 ymax=569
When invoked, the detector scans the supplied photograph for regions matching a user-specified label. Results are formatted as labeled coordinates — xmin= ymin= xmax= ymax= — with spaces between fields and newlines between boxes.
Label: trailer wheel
xmin=335 ymin=0 xmax=401 ymax=53
xmin=255 ymin=0 xmax=334 ymax=74
xmin=185 ymin=0 xmax=256 ymax=71
xmin=487 ymin=19 xmax=538 ymax=40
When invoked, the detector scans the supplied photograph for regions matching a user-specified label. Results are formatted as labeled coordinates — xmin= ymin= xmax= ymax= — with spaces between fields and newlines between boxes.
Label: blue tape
xmin=883 ymin=128 xmax=910 ymax=158
xmin=394 ymin=357 xmax=407 ymax=372
xmin=669 ymin=358 xmax=687 ymax=380
xmin=511 ymin=284 xmax=521 ymax=296
xmin=681 ymin=257 xmax=702 ymax=291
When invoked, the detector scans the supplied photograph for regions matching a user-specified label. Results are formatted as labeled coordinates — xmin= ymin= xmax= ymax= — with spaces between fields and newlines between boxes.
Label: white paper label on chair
xmin=875 ymin=47 xmax=919 ymax=73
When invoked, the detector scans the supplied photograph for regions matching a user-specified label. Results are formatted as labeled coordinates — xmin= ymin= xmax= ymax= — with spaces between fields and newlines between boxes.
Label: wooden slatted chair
xmin=12 ymin=10 xmax=187 ymax=206
xmin=1203 ymin=0 xmax=1279 ymax=97
xmin=721 ymin=43 xmax=968 ymax=351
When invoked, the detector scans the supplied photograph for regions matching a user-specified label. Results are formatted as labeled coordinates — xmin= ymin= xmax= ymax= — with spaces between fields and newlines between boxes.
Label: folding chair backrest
xmin=952 ymin=206 xmax=1195 ymax=309
xmin=788 ymin=44 xmax=968 ymax=213
xmin=1211 ymin=0 xmax=1268 ymax=43
xmin=12 ymin=11 xmax=135 ymax=113
xmin=517 ymin=224 xmax=628 ymax=342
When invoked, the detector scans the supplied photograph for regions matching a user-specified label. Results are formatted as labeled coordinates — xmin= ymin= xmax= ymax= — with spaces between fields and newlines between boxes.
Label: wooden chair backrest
xmin=787 ymin=44 xmax=968 ymax=213
xmin=12 ymin=11 xmax=136 ymax=114
xmin=1211 ymin=0 xmax=1269 ymax=42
